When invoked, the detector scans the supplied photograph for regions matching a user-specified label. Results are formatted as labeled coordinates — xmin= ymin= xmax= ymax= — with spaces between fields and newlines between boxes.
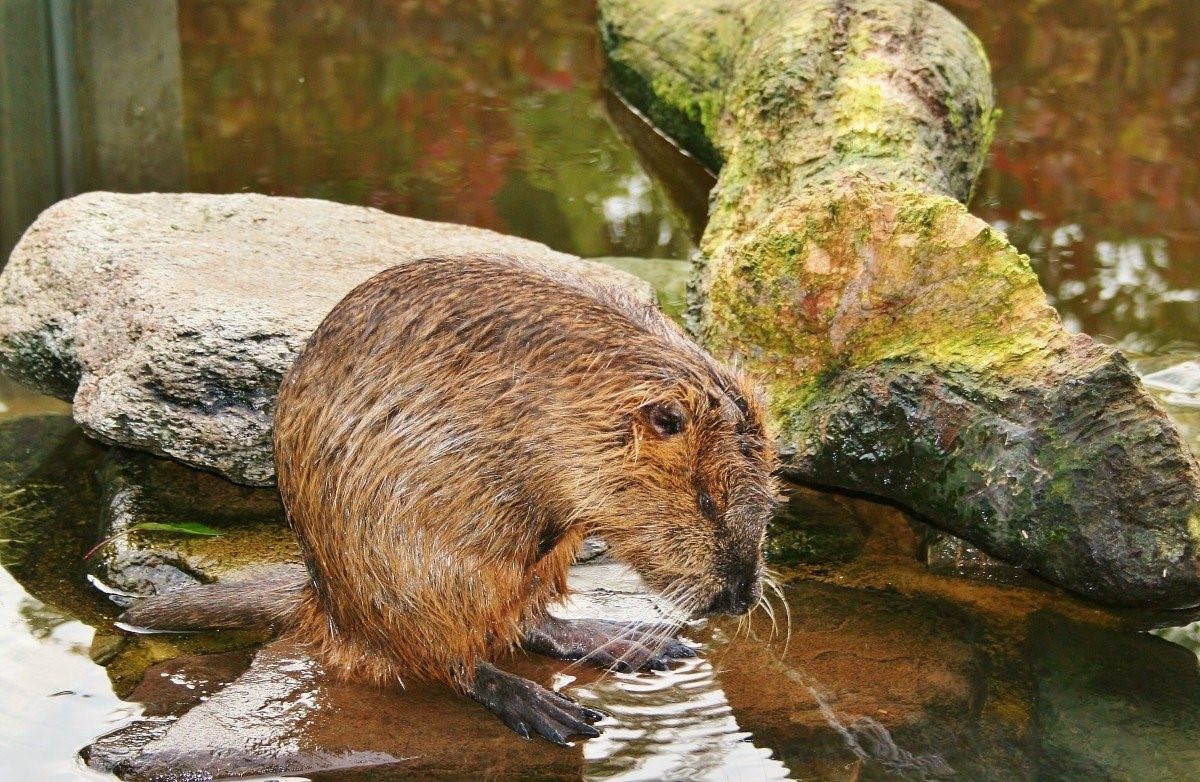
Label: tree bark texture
xmin=599 ymin=0 xmax=1200 ymax=607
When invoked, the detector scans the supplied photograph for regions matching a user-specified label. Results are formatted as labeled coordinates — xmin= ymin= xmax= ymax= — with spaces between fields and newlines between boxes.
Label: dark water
xmin=2 ymin=0 xmax=1200 ymax=779
xmin=171 ymin=0 xmax=1200 ymax=351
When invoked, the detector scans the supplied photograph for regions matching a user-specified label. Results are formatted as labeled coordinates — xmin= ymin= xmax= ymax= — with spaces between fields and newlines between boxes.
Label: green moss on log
xmin=600 ymin=0 xmax=1200 ymax=607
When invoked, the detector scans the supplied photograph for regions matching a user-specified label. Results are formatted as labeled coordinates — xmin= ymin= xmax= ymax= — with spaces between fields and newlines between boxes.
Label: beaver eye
xmin=698 ymin=491 xmax=718 ymax=520
xmin=641 ymin=400 xmax=687 ymax=438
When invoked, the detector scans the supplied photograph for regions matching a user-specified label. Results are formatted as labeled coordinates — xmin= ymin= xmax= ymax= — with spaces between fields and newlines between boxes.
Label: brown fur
xmin=118 ymin=566 xmax=307 ymax=631
xmin=130 ymin=254 xmax=778 ymax=694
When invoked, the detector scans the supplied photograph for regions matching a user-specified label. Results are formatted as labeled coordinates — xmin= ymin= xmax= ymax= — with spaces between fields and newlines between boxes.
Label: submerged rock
xmin=85 ymin=640 xmax=590 ymax=781
xmin=84 ymin=562 xmax=673 ymax=781
xmin=1026 ymin=614 xmax=1200 ymax=781
xmin=88 ymin=448 xmax=295 ymax=596
xmin=0 ymin=192 xmax=653 ymax=485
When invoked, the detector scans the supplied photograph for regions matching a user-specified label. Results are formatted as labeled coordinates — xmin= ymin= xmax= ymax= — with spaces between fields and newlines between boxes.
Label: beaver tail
xmin=117 ymin=563 xmax=310 ymax=632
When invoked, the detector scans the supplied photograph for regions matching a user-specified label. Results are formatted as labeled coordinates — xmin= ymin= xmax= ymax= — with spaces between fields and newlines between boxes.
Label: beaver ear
xmin=636 ymin=400 xmax=689 ymax=439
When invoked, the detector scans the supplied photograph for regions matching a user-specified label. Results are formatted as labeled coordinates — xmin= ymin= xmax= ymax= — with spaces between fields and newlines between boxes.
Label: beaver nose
xmin=708 ymin=574 xmax=762 ymax=616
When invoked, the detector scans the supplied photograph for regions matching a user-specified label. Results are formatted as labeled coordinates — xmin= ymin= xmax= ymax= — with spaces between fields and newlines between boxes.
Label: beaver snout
xmin=706 ymin=573 xmax=762 ymax=616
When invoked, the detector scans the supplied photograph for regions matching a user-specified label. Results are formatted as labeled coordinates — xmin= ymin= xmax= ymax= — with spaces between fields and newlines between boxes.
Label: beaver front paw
xmin=468 ymin=661 xmax=604 ymax=745
xmin=522 ymin=615 xmax=696 ymax=672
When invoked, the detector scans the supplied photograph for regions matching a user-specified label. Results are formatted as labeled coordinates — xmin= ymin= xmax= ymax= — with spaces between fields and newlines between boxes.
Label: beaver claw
xmin=468 ymin=661 xmax=604 ymax=745
xmin=523 ymin=615 xmax=695 ymax=672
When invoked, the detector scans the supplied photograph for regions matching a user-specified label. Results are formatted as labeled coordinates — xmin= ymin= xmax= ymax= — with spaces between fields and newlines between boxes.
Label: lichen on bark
xmin=600 ymin=0 xmax=1200 ymax=606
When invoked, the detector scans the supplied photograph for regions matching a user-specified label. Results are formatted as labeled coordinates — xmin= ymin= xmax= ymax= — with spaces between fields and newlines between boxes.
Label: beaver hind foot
xmin=523 ymin=615 xmax=695 ymax=672
xmin=469 ymin=662 xmax=604 ymax=745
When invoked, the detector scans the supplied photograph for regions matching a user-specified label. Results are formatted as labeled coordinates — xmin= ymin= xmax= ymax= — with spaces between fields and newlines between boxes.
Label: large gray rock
xmin=0 ymin=192 xmax=652 ymax=485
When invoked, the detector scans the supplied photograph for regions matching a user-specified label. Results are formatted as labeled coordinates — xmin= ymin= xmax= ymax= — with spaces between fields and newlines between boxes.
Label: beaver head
xmin=590 ymin=374 xmax=779 ymax=619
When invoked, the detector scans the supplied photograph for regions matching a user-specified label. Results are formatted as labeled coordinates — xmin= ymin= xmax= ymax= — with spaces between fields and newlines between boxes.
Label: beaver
xmin=119 ymin=253 xmax=779 ymax=744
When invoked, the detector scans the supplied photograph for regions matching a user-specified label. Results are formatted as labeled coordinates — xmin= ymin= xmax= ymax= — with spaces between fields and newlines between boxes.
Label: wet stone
xmin=98 ymin=549 xmax=204 ymax=597
xmin=102 ymin=628 xmax=270 ymax=701
xmin=83 ymin=565 xmax=679 ymax=781
xmin=89 ymin=632 xmax=128 ymax=666
xmin=86 ymin=641 xmax=586 ymax=781
xmin=122 ymin=649 xmax=257 ymax=718
xmin=88 ymin=447 xmax=297 ymax=596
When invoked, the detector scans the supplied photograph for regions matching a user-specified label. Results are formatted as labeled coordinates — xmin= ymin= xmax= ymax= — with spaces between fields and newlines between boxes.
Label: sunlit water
xmin=0 ymin=566 xmax=140 ymax=781
xmin=3 ymin=1 xmax=1200 ymax=780
xmin=560 ymin=564 xmax=791 ymax=781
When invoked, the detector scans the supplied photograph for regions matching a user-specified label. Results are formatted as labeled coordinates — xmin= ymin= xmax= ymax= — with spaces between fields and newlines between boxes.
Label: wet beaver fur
xmin=120 ymin=254 xmax=778 ymax=744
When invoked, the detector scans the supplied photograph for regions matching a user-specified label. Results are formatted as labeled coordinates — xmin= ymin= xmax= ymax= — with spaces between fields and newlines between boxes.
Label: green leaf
xmin=130 ymin=521 xmax=223 ymax=537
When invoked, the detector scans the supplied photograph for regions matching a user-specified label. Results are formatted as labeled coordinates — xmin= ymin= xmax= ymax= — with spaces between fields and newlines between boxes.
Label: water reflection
xmin=1135 ymin=357 xmax=1200 ymax=455
xmin=1142 ymin=360 xmax=1200 ymax=408
xmin=176 ymin=0 xmax=695 ymax=261
xmin=562 ymin=563 xmax=791 ymax=781
xmin=0 ymin=566 xmax=141 ymax=781
xmin=577 ymin=657 xmax=790 ymax=782
xmin=945 ymin=0 xmax=1200 ymax=354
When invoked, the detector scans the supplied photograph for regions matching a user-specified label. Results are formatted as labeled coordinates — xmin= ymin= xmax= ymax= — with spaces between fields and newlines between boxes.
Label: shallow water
xmin=2 ymin=1 xmax=1200 ymax=780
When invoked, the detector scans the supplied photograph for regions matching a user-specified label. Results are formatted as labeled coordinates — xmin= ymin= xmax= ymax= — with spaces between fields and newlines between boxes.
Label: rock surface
xmin=598 ymin=0 xmax=1200 ymax=607
xmin=88 ymin=447 xmax=295 ymax=597
xmin=0 ymin=192 xmax=653 ymax=485
xmin=82 ymin=561 xmax=682 ymax=781
xmin=85 ymin=639 xmax=588 ymax=781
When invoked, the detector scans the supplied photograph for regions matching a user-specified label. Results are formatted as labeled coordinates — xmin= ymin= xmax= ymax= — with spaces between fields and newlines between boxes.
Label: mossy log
xmin=599 ymin=0 xmax=1200 ymax=607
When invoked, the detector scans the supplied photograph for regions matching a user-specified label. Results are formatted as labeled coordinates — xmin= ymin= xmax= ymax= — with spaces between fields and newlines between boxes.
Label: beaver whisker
xmin=757 ymin=591 xmax=779 ymax=639
xmin=762 ymin=569 xmax=793 ymax=656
